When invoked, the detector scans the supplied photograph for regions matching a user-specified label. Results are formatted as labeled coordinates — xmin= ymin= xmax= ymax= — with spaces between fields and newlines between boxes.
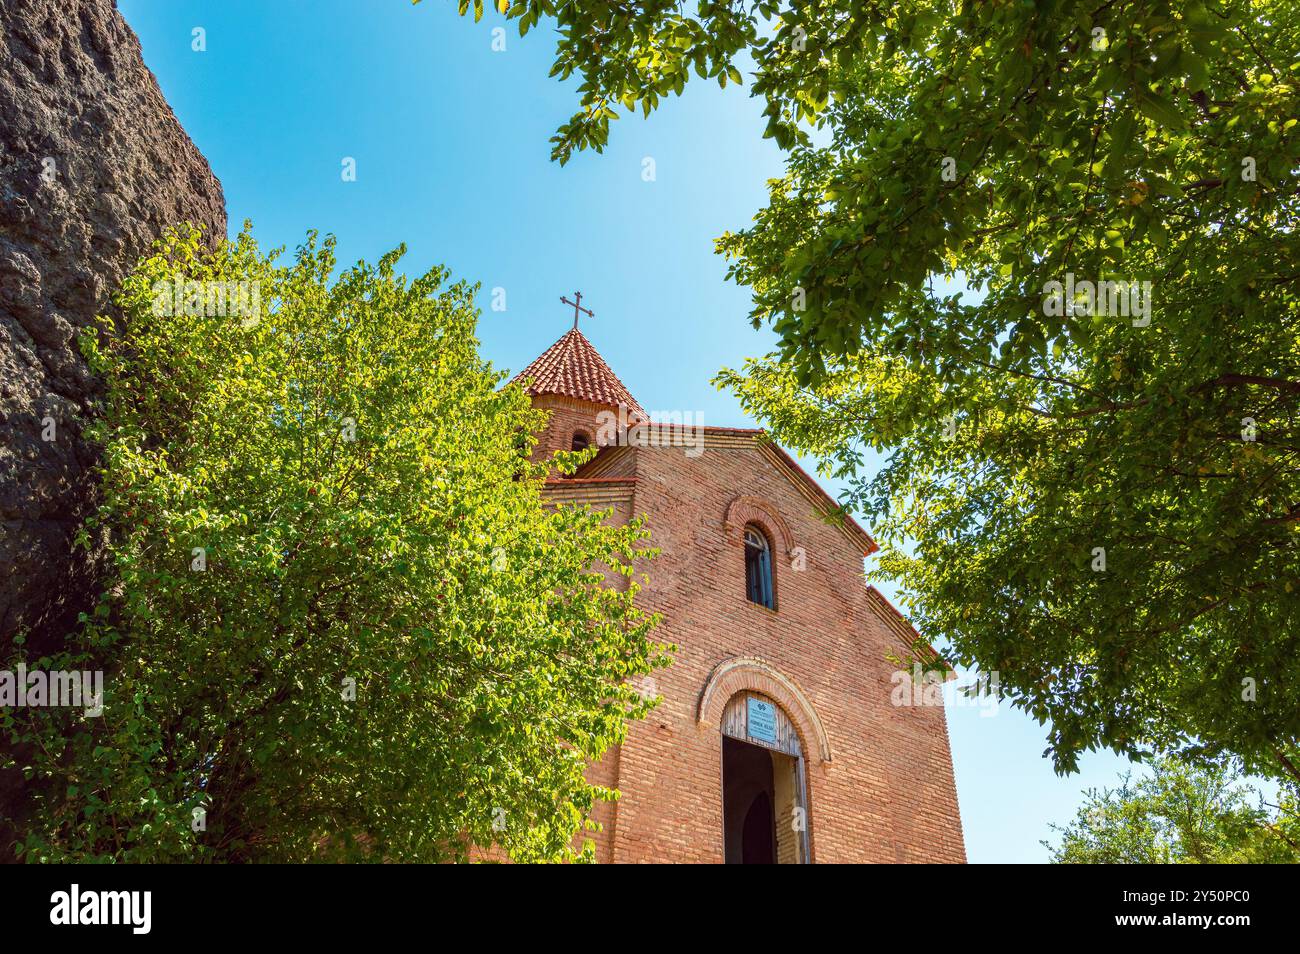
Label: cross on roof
xmin=560 ymin=291 xmax=594 ymax=329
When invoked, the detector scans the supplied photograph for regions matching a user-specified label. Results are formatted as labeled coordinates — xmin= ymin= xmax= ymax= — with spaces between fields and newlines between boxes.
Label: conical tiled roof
xmin=511 ymin=328 xmax=645 ymax=415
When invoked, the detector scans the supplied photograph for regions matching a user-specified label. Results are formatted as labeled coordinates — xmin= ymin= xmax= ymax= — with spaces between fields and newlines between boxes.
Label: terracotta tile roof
xmin=511 ymin=328 xmax=645 ymax=415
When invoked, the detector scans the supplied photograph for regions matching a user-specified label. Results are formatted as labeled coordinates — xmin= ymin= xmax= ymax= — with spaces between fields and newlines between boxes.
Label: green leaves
xmin=1045 ymin=756 xmax=1300 ymax=864
xmin=7 ymin=226 xmax=667 ymax=863
xmin=1134 ymin=90 xmax=1186 ymax=130
xmin=694 ymin=4 xmax=1299 ymax=788
xmin=428 ymin=0 xmax=760 ymax=164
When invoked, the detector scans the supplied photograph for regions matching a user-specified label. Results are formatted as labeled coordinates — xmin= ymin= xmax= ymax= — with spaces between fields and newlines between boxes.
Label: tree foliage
xmin=442 ymin=1 xmax=1300 ymax=784
xmin=3 ymin=226 xmax=667 ymax=862
xmin=1045 ymin=757 xmax=1300 ymax=863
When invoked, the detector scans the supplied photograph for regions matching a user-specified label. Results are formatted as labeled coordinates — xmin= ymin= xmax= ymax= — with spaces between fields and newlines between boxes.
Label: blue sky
xmin=121 ymin=0 xmax=1139 ymax=863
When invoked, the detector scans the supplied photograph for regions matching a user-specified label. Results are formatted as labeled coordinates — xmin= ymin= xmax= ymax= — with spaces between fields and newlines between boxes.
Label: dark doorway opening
xmin=723 ymin=735 xmax=776 ymax=863
xmin=741 ymin=791 xmax=775 ymax=864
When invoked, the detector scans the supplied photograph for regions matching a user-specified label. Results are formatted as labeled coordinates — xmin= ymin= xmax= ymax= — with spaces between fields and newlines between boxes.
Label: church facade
xmin=515 ymin=325 xmax=966 ymax=864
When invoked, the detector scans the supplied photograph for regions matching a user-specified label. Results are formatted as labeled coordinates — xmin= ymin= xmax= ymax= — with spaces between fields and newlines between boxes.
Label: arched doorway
xmin=721 ymin=691 xmax=810 ymax=864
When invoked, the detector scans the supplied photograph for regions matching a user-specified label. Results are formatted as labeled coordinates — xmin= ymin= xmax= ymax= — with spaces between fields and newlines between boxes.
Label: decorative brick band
xmin=697 ymin=656 xmax=833 ymax=764
xmin=723 ymin=495 xmax=796 ymax=558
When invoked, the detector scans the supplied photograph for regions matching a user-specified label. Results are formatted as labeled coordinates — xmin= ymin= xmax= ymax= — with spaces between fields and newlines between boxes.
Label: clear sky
xmin=120 ymin=0 xmax=1139 ymax=863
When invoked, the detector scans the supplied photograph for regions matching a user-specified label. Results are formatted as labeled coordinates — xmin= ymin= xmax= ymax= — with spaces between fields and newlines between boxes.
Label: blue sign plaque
xmin=747 ymin=697 xmax=778 ymax=745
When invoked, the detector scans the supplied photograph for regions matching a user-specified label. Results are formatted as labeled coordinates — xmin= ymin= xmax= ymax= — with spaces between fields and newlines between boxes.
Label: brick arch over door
xmin=697 ymin=657 xmax=833 ymax=764
xmin=723 ymin=495 xmax=796 ymax=559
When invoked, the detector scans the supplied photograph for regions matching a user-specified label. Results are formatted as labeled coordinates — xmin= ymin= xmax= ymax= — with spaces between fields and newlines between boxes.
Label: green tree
xmin=1046 ymin=757 xmax=1300 ymax=863
xmin=441 ymin=1 xmax=1300 ymax=784
xmin=3 ymin=226 xmax=667 ymax=862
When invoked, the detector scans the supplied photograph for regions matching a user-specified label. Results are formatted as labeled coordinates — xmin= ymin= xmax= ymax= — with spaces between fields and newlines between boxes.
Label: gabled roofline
xmin=754 ymin=439 xmax=878 ymax=557
xmin=864 ymin=585 xmax=951 ymax=672
xmin=568 ymin=425 xmax=877 ymax=555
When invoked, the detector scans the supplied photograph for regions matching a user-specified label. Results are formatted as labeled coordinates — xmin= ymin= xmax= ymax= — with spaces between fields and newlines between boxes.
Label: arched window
xmin=571 ymin=431 xmax=590 ymax=452
xmin=744 ymin=525 xmax=774 ymax=609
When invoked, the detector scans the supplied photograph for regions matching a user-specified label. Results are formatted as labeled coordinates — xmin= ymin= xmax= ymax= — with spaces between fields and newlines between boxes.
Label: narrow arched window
xmin=571 ymin=431 xmax=590 ymax=452
xmin=744 ymin=525 xmax=774 ymax=609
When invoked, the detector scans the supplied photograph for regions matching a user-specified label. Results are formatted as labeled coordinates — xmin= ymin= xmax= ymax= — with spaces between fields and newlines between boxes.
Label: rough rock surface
xmin=0 ymin=0 xmax=226 ymax=656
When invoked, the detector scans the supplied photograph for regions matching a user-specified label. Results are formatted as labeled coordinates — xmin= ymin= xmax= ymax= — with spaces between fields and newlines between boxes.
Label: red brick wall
xmin=523 ymin=395 xmax=965 ymax=863
xmin=529 ymin=395 xmax=620 ymax=463
xmin=586 ymin=435 xmax=965 ymax=864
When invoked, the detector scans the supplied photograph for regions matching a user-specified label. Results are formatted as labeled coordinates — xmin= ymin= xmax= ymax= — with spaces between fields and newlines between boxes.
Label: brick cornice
xmin=541 ymin=480 xmax=636 ymax=509
xmin=696 ymin=656 xmax=833 ymax=764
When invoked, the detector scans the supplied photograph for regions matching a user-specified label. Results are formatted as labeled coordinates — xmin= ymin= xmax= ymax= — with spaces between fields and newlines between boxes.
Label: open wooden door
xmin=721 ymin=691 xmax=810 ymax=864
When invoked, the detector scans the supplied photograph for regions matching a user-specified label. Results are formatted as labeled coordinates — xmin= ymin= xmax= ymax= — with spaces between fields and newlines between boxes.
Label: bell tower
xmin=511 ymin=293 xmax=645 ymax=462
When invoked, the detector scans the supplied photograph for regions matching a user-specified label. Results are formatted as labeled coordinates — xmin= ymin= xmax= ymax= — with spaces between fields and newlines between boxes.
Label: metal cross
xmin=560 ymin=291 xmax=594 ymax=329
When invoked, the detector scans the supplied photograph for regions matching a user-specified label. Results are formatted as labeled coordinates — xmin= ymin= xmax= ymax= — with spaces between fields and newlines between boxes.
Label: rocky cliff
xmin=0 ymin=0 xmax=226 ymax=658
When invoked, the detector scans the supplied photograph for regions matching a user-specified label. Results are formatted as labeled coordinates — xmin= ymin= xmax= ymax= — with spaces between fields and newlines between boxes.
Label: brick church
xmin=513 ymin=314 xmax=966 ymax=864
